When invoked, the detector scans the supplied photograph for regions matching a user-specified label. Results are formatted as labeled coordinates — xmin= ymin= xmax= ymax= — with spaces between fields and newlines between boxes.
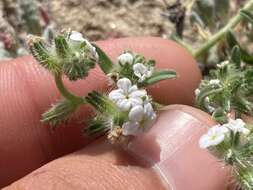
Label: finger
xmin=127 ymin=105 xmax=231 ymax=190
xmin=3 ymin=105 xmax=229 ymax=190
xmin=0 ymin=37 xmax=201 ymax=187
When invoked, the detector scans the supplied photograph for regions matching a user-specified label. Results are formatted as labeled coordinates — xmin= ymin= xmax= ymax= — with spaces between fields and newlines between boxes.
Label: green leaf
xmin=92 ymin=44 xmax=113 ymax=74
xmin=140 ymin=70 xmax=177 ymax=87
xmin=226 ymin=31 xmax=253 ymax=64
xmin=231 ymin=45 xmax=241 ymax=67
xmin=196 ymin=85 xmax=223 ymax=109
xmin=240 ymin=10 xmax=253 ymax=25
xmin=212 ymin=108 xmax=227 ymax=123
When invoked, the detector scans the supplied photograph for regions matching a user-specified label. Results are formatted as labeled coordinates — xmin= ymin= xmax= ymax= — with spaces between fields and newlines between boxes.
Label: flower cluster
xmin=29 ymin=30 xmax=98 ymax=81
xmin=108 ymin=78 xmax=156 ymax=136
xmin=196 ymin=46 xmax=253 ymax=189
xmin=28 ymin=29 xmax=177 ymax=142
xmin=107 ymin=51 xmax=176 ymax=87
xmin=195 ymin=58 xmax=253 ymax=124
xmin=199 ymin=119 xmax=253 ymax=189
xmin=199 ymin=119 xmax=250 ymax=149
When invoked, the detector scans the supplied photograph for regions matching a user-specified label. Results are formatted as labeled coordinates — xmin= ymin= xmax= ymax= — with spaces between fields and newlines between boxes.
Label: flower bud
xmin=28 ymin=30 xmax=98 ymax=81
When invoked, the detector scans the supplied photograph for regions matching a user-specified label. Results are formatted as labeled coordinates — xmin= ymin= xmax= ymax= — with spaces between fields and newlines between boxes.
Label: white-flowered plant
xmin=108 ymin=78 xmax=146 ymax=111
xmin=199 ymin=125 xmax=229 ymax=149
xmin=28 ymin=29 xmax=177 ymax=143
xmin=223 ymin=119 xmax=250 ymax=135
xmin=133 ymin=63 xmax=154 ymax=82
xmin=195 ymin=51 xmax=253 ymax=189
xmin=118 ymin=52 xmax=134 ymax=65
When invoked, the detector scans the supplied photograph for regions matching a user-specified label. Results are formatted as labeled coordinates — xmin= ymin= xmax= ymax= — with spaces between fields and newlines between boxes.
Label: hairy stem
xmin=54 ymin=73 xmax=85 ymax=104
xmin=192 ymin=0 xmax=253 ymax=59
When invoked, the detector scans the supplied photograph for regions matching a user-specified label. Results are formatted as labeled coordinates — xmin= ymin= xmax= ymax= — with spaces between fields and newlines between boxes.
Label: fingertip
xmin=127 ymin=105 xmax=230 ymax=190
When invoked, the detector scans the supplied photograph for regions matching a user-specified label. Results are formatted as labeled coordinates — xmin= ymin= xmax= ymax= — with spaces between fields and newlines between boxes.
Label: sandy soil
xmin=42 ymin=0 xmax=174 ymax=41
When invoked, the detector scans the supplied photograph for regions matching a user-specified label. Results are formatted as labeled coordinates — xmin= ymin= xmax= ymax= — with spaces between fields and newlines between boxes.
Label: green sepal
xmin=85 ymin=91 xmax=116 ymax=114
xmin=84 ymin=117 xmax=109 ymax=136
xmin=92 ymin=44 xmax=113 ymax=74
xmin=139 ymin=70 xmax=177 ymax=87
xmin=41 ymin=99 xmax=79 ymax=129
xmin=30 ymin=40 xmax=59 ymax=73
xmin=62 ymin=58 xmax=94 ymax=81
xmin=54 ymin=35 xmax=70 ymax=58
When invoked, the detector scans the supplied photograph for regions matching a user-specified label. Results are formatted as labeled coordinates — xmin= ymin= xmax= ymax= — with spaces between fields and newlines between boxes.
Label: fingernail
xmin=127 ymin=108 xmax=230 ymax=190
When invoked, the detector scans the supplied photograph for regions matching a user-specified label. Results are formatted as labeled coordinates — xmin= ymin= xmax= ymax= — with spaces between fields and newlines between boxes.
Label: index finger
xmin=0 ymin=37 xmax=201 ymax=187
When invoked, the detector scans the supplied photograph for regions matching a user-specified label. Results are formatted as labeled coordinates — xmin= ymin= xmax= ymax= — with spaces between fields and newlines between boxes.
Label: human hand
xmin=0 ymin=37 xmax=230 ymax=189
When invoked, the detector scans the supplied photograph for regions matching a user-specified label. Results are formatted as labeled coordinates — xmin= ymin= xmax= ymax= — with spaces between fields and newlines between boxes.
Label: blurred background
xmin=0 ymin=0 xmax=251 ymax=67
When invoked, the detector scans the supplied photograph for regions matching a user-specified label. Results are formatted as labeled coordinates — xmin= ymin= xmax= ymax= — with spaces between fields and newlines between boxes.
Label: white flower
xmin=224 ymin=119 xmax=250 ymax=135
xmin=217 ymin=60 xmax=229 ymax=68
xmin=69 ymin=31 xmax=98 ymax=60
xmin=199 ymin=125 xmax=229 ymax=149
xmin=133 ymin=63 xmax=154 ymax=82
xmin=209 ymin=79 xmax=221 ymax=86
xmin=108 ymin=78 xmax=147 ymax=111
xmin=69 ymin=31 xmax=85 ymax=42
xmin=118 ymin=52 xmax=134 ymax=65
xmin=195 ymin=88 xmax=200 ymax=96
xmin=122 ymin=103 xmax=156 ymax=136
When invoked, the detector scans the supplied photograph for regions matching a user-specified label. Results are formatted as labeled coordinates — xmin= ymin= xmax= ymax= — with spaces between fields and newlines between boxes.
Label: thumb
xmin=4 ymin=105 xmax=231 ymax=190
xmin=127 ymin=104 xmax=231 ymax=190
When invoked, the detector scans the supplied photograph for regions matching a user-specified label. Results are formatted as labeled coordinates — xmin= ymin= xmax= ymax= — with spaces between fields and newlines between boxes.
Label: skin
xmin=0 ymin=37 xmax=231 ymax=189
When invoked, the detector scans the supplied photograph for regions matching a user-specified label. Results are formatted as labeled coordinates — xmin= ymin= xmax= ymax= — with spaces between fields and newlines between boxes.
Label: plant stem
xmin=192 ymin=0 xmax=253 ymax=59
xmin=54 ymin=73 xmax=85 ymax=104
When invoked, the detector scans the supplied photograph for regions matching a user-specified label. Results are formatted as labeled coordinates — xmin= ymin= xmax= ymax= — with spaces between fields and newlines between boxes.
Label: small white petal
xmin=133 ymin=63 xmax=153 ymax=82
xmin=129 ymin=89 xmax=147 ymax=98
xmin=128 ymin=85 xmax=138 ymax=93
xmin=224 ymin=119 xmax=250 ymax=135
xmin=117 ymin=78 xmax=132 ymax=93
xmin=122 ymin=122 xmax=140 ymax=136
xmin=133 ymin=63 xmax=147 ymax=77
xmin=143 ymin=103 xmax=156 ymax=119
xmin=108 ymin=89 xmax=125 ymax=102
xmin=69 ymin=31 xmax=85 ymax=42
xmin=209 ymin=79 xmax=221 ymax=86
xmin=195 ymin=88 xmax=200 ymax=96
xmin=217 ymin=61 xmax=229 ymax=68
xmin=118 ymin=99 xmax=131 ymax=111
xmin=199 ymin=125 xmax=228 ymax=149
xmin=129 ymin=105 xmax=144 ymax=122
xmin=118 ymin=53 xmax=134 ymax=65
xmin=129 ymin=97 xmax=143 ymax=107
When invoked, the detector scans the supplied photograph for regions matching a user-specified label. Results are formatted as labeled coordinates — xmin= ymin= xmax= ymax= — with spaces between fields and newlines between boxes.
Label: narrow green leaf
xmin=231 ymin=45 xmax=241 ymax=67
xmin=240 ymin=10 xmax=253 ymax=25
xmin=196 ymin=85 xmax=223 ymax=109
xmin=140 ymin=70 xmax=176 ymax=86
xmin=226 ymin=31 xmax=253 ymax=64
xmin=212 ymin=108 xmax=227 ymax=123
xmin=92 ymin=44 xmax=113 ymax=74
